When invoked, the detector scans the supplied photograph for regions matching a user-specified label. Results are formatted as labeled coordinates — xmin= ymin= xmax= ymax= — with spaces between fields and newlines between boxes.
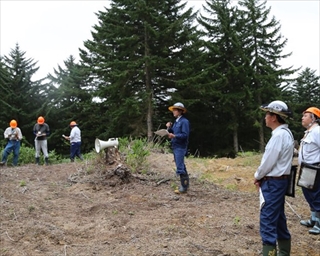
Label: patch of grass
xmin=199 ymin=172 xmax=215 ymax=182
xmin=85 ymin=166 xmax=94 ymax=174
xmin=225 ymin=184 xmax=237 ymax=191
xmin=28 ymin=205 xmax=35 ymax=213
xmin=233 ymin=216 xmax=241 ymax=225
xmin=19 ymin=180 xmax=26 ymax=187
xmin=215 ymin=178 xmax=224 ymax=184
xmin=170 ymin=182 xmax=177 ymax=189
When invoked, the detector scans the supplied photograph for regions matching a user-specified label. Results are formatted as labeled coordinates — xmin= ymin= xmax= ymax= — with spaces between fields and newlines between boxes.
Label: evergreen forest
xmin=1 ymin=0 xmax=319 ymax=158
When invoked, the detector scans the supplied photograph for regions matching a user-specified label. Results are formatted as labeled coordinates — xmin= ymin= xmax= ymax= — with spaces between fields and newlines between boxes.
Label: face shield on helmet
xmin=260 ymin=100 xmax=292 ymax=119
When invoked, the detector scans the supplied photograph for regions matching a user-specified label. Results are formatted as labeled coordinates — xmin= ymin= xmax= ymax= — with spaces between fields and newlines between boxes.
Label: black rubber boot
xmin=300 ymin=211 xmax=316 ymax=227
xmin=35 ymin=157 xmax=40 ymax=165
xmin=278 ymin=239 xmax=291 ymax=256
xmin=262 ymin=244 xmax=277 ymax=256
xmin=309 ymin=212 xmax=320 ymax=235
xmin=45 ymin=157 xmax=49 ymax=166
xmin=175 ymin=174 xmax=189 ymax=194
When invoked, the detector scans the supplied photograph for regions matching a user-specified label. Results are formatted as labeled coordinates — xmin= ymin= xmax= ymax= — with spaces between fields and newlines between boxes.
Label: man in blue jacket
xmin=166 ymin=102 xmax=190 ymax=194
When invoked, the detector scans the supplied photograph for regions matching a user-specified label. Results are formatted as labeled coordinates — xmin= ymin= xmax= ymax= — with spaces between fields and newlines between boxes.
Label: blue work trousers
xmin=1 ymin=140 xmax=21 ymax=166
xmin=173 ymin=147 xmax=188 ymax=175
xmin=302 ymin=187 xmax=320 ymax=212
xmin=70 ymin=142 xmax=82 ymax=160
xmin=260 ymin=179 xmax=291 ymax=245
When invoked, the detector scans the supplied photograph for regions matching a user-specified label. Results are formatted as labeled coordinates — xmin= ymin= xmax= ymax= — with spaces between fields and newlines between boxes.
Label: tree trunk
xmin=233 ymin=128 xmax=238 ymax=153
xmin=259 ymin=119 xmax=265 ymax=152
xmin=144 ymin=22 xmax=153 ymax=142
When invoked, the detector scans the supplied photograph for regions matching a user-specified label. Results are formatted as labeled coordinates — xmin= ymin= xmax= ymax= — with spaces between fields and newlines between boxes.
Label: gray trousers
xmin=35 ymin=140 xmax=48 ymax=158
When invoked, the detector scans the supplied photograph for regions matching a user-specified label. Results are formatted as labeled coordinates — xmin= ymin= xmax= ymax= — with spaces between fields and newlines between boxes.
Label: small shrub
xmin=119 ymin=138 xmax=150 ymax=173
xmin=233 ymin=216 xmax=241 ymax=225
xmin=28 ymin=205 xmax=35 ymax=213
xmin=19 ymin=180 xmax=26 ymax=187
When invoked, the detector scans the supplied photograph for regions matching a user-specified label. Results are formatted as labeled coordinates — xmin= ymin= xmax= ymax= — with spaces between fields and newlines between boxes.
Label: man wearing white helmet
xmin=166 ymin=102 xmax=190 ymax=194
xmin=254 ymin=100 xmax=294 ymax=256
xmin=298 ymin=107 xmax=320 ymax=235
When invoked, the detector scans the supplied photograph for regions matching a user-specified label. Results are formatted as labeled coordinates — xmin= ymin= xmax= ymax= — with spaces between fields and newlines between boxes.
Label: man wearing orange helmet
xmin=298 ymin=107 xmax=320 ymax=235
xmin=33 ymin=116 xmax=50 ymax=165
xmin=62 ymin=121 xmax=83 ymax=162
xmin=0 ymin=120 xmax=23 ymax=166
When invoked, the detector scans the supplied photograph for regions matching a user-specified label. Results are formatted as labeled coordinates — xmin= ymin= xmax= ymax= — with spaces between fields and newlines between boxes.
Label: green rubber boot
xmin=263 ymin=244 xmax=277 ymax=256
xmin=278 ymin=239 xmax=291 ymax=256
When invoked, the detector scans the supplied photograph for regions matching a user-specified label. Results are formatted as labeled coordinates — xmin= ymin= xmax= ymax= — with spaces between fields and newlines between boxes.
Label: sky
xmin=0 ymin=0 xmax=319 ymax=81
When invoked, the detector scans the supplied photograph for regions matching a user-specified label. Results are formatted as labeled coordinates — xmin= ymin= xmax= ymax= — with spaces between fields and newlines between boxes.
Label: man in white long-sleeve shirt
xmin=63 ymin=121 xmax=83 ymax=162
xmin=254 ymin=100 xmax=294 ymax=256
xmin=0 ymin=120 xmax=23 ymax=166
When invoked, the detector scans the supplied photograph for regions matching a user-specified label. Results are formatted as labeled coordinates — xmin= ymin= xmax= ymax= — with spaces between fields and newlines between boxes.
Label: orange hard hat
xmin=10 ymin=120 xmax=17 ymax=128
xmin=70 ymin=121 xmax=77 ymax=126
xmin=303 ymin=107 xmax=320 ymax=118
xmin=37 ymin=116 xmax=45 ymax=124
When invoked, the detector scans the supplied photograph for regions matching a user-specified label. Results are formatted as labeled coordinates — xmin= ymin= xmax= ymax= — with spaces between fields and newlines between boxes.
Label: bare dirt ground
xmin=1 ymin=151 xmax=320 ymax=256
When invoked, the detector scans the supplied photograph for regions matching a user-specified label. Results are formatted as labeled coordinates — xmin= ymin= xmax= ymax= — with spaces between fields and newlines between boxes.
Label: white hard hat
xmin=260 ymin=100 xmax=292 ymax=118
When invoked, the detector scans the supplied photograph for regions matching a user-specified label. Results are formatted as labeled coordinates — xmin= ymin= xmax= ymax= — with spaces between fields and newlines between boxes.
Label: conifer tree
xmin=80 ymin=0 xmax=200 ymax=141
xmin=46 ymin=56 xmax=94 ymax=154
xmin=196 ymin=0 xmax=252 ymax=154
xmin=284 ymin=67 xmax=320 ymax=140
xmin=1 ymin=44 xmax=44 ymax=146
xmin=0 ymin=57 xmax=12 ymax=144
xmin=238 ymin=0 xmax=297 ymax=151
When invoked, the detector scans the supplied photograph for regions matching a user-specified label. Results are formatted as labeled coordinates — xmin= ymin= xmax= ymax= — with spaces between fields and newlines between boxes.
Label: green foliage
xmin=1 ymin=2 xmax=317 ymax=159
xmin=233 ymin=216 xmax=241 ymax=225
xmin=119 ymin=138 xmax=150 ymax=173
xmin=225 ymin=184 xmax=237 ymax=191
xmin=28 ymin=205 xmax=35 ymax=213
xmin=0 ymin=145 xmax=63 ymax=165
xmin=80 ymin=0 xmax=201 ymax=142
xmin=19 ymin=180 xmax=26 ymax=187
xmin=0 ymin=145 xmax=95 ymax=165
xmin=283 ymin=67 xmax=320 ymax=141
xmin=1 ymin=44 xmax=45 ymax=149
xmin=236 ymin=151 xmax=260 ymax=158
xmin=45 ymin=55 xmax=95 ymax=155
